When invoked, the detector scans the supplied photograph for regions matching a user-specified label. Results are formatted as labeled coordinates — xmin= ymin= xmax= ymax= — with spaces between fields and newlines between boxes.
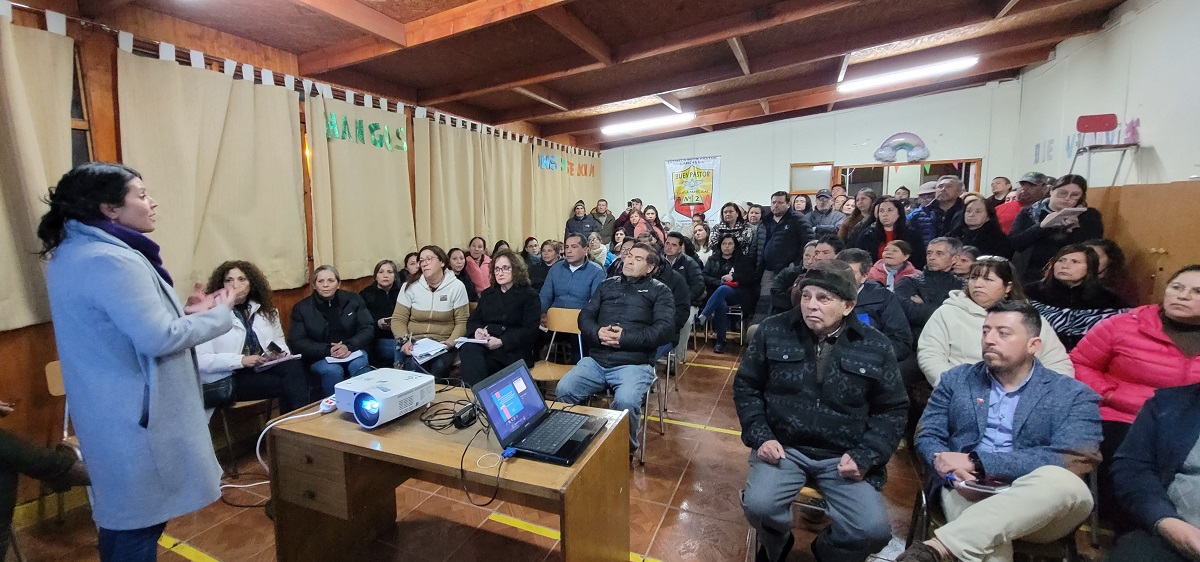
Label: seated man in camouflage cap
xmin=734 ymin=260 xmax=908 ymax=562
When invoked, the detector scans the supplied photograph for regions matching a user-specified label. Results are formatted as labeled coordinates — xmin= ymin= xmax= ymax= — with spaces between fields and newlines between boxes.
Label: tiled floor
xmin=12 ymin=341 xmax=1104 ymax=562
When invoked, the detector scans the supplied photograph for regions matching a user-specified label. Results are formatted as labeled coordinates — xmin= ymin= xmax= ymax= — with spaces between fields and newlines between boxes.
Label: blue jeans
xmin=370 ymin=338 xmax=399 ymax=368
xmin=555 ymin=357 xmax=655 ymax=450
xmin=310 ymin=354 xmax=372 ymax=396
xmin=701 ymin=285 xmax=740 ymax=344
xmin=98 ymin=521 xmax=166 ymax=562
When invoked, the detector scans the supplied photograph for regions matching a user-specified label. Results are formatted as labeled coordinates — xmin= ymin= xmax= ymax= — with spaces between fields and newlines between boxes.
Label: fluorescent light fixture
xmin=810 ymin=165 xmax=832 ymax=172
xmin=601 ymin=112 xmax=696 ymax=136
xmin=837 ymin=55 xmax=979 ymax=94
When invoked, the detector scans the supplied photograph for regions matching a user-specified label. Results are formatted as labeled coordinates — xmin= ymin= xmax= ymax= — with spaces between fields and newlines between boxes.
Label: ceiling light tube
xmin=837 ymin=55 xmax=980 ymax=94
xmin=601 ymin=112 xmax=697 ymax=136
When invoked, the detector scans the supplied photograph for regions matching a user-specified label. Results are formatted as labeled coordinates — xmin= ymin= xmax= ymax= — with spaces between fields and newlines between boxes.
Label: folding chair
xmin=43 ymin=361 xmax=78 ymax=523
xmin=530 ymin=308 xmax=584 ymax=393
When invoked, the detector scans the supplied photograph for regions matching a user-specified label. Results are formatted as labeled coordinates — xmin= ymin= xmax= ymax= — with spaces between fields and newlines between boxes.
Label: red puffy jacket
xmin=1071 ymin=305 xmax=1200 ymax=423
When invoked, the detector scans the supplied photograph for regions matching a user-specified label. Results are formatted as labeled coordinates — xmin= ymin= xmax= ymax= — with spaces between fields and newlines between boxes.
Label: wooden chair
xmin=43 ymin=361 xmax=80 ymax=524
xmin=216 ymin=399 xmax=274 ymax=479
xmin=529 ymin=308 xmax=583 ymax=387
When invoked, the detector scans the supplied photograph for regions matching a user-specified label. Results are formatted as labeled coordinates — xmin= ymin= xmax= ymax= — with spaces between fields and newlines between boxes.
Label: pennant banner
xmin=664 ymin=156 xmax=721 ymax=225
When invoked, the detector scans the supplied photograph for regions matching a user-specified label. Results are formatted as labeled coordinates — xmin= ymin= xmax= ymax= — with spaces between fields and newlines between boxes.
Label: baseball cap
xmin=816 ymin=189 xmax=832 ymax=199
xmin=1019 ymin=172 xmax=1048 ymax=185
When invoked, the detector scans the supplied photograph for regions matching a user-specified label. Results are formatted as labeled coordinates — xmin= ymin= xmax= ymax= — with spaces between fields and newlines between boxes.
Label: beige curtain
xmin=0 ymin=22 xmax=73 ymax=331
xmin=412 ymin=119 xmax=534 ymax=251
xmin=118 ymin=51 xmax=307 ymax=295
xmin=529 ymin=145 xmax=603 ymax=242
xmin=307 ymin=96 xmax=416 ymax=278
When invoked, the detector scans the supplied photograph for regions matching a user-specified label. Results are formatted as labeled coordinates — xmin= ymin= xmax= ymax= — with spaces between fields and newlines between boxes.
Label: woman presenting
xmin=39 ymin=163 xmax=233 ymax=561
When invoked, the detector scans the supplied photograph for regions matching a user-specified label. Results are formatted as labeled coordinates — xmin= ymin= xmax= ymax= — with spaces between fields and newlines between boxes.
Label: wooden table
xmin=268 ymin=388 xmax=631 ymax=561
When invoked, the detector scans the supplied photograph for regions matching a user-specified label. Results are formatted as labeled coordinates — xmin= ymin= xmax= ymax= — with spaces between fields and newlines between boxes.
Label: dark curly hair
xmin=204 ymin=260 xmax=278 ymax=322
xmin=38 ymin=162 xmax=142 ymax=257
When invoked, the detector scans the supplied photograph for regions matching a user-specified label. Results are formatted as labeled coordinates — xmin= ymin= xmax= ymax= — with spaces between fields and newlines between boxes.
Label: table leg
xmin=561 ymin=417 xmax=631 ymax=561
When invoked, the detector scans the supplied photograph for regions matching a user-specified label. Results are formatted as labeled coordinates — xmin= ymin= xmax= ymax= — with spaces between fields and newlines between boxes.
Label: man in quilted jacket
xmin=735 ymin=260 xmax=907 ymax=562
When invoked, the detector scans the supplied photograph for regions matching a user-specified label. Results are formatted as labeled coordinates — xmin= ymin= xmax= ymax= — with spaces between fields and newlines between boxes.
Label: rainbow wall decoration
xmin=873 ymin=132 xmax=930 ymax=163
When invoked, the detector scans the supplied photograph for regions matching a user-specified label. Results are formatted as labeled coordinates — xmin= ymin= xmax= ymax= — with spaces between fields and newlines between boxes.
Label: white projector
xmin=333 ymin=369 xmax=435 ymax=429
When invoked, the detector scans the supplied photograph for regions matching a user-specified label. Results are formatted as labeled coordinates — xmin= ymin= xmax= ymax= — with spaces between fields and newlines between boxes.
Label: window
xmin=70 ymin=50 xmax=92 ymax=168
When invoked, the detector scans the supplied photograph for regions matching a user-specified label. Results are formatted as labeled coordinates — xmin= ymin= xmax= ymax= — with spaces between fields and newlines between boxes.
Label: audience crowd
xmin=20 ymin=162 xmax=1200 ymax=562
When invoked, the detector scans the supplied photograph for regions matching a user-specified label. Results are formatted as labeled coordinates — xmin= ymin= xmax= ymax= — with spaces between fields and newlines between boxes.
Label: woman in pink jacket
xmin=1070 ymin=264 xmax=1200 ymax=525
xmin=463 ymin=236 xmax=492 ymax=294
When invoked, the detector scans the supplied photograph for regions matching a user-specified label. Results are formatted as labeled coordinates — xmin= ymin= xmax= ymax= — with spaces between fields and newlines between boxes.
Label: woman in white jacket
xmin=197 ymin=261 xmax=310 ymax=413
xmin=918 ymin=257 xmax=1074 ymax=387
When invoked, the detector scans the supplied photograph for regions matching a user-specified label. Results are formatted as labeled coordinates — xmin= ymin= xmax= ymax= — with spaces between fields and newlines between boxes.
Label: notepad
xmin=411 ymin=338 xmax=449 ymax=364
xmin=324 ymin=349 xmax=364 ymax=364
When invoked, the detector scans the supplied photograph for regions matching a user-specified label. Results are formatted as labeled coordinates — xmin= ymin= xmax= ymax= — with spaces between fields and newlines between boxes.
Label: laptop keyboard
xmin=520 ymin=412 xmax=588 ymax=453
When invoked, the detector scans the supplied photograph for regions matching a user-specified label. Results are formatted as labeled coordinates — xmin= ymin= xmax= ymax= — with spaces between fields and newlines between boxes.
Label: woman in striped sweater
xmin=392 ymin=245 xmax=471 ymax=380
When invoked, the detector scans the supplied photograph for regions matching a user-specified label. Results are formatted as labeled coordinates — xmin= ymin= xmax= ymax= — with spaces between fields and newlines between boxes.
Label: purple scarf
xmin=87 ymin=220 xmax=174 ymax=286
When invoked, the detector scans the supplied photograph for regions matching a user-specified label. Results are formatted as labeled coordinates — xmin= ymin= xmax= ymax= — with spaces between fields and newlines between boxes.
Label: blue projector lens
xmin=353 ymin=393 xmax=381 ymax=427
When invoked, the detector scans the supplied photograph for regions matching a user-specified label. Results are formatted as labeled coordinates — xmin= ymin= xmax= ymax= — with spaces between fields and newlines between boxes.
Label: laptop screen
xmin=475 ymin=363 xmax=547 ymax=443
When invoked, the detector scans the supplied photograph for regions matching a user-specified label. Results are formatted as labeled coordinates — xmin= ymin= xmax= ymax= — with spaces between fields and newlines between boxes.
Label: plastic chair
xmin=530 ymin=308 xmax=584 ymax=387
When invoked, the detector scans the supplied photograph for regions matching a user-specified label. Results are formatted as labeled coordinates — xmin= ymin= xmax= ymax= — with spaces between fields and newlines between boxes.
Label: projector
xmin=333 ymin=369 xmax=435 ymax=429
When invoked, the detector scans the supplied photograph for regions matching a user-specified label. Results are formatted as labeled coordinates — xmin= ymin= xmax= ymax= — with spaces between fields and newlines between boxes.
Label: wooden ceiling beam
xmin=419 ymin=0 xmax=866 ymax=105
xmin=615 ymin=0 xmax=862 ymax=62
xmin=727 ymin=37 xmax=752 ymax=75
xmin=583 ymin=47 xmax=1051 ymax=144
xmin=536 ymin=6 xmax=614 ymax=65
xmin=420 ymin=54 xmax=605 ymax=105
xmin=294 ymin=0 xmax=408 ymax=45
xmin=994 ymin=0 xmax=1023 ymax=18
xmin=298 ymin=0 xmax=574 ymax=75
xmin=493 ymin=5 xmax=993 ymax=124
xmin=79 ymin=0 xmax=135 ymax=18
xmin=656 ymin=93 xmax=684 ymax=113
xmin=513 ymin=84 xmax=572 ymax=111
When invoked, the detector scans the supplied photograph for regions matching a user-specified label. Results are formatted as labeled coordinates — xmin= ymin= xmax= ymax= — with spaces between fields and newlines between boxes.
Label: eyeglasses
xmin=418 ymin=256 xmax=436 ymax=264
xmin=494 ymin=265 xmax=513 ymax=272
xmin=1166 ymin=282 xmax=1200 ymax=298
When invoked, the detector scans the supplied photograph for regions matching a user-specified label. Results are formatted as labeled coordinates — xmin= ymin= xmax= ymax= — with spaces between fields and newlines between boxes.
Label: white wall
xmin=1016 ymin=0 xmax=1200 ymax=185
xmin=602 ymin=0 xmax=1200 ymax=209
xmin=602 ymin=82 xmax=1022 ymax=216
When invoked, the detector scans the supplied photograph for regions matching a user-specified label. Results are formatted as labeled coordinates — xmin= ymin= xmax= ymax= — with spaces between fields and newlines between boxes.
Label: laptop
xmin=470 ymin=360 xmax=606 ymax=466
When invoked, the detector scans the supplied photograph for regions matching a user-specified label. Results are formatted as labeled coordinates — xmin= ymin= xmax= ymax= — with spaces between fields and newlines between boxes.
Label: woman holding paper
xmin=458 ymin=250 xmax=541 ymax=385
xmin=197 ymin=261 xmax=309 ymax=413
xmin=287 ymin=265 xmax=374 ymax=396
xmin=1009 ymin=174 xmax=1104 ymax=284
xmin=392 ymin=245 xmax=471 ymax=380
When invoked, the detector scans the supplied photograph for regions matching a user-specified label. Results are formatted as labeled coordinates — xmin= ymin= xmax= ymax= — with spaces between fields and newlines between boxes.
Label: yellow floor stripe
xmin=158 ymin=533 xmax=222 ymax=562
xmin=646 ymin=415 xmax=741 ymax=436
xmin=487 ymin=513 xmax=662 ymax=562
xmin=682 ymin=361 xmax=735 ymax=370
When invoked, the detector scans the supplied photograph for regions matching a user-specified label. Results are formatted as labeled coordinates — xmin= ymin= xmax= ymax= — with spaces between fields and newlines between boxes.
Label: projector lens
xmin=353 ymin=393 xmax=380 ymax=427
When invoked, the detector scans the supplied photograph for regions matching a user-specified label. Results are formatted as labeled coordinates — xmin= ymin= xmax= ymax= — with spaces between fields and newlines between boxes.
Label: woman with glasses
xmin=917 ymin=256 xmax=1074 ymax=387
xmin=458 ymin=250 xmax=541 ymax=385
xmin=1009 ymin=174 xmax=1104 ymax=284
xmin=1026 ymin=244 xmax=1128 ymax=350
xmin=586 ymin=232 xmax=615 ymax=268
xmin=1071 ymin=265 xmax=1200 ymax=526
xmin=391 ymin=246 xmax=471 ymax=380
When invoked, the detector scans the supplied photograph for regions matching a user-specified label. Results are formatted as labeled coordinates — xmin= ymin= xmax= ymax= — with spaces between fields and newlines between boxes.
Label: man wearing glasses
xmin=555 ymin=243 xmax=676 ymax=456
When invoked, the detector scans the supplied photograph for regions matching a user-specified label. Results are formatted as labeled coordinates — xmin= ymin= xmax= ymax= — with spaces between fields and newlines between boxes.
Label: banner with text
xmin=664 ymin=156 xmax=721 ymax=226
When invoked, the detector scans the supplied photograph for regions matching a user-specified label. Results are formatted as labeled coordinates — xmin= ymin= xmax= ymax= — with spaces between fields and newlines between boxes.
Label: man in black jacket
xmin=651 ymin=249 xmax=692 ymax=361
xmin=735 ymin=260 xmax=907 ymax=562
xmin=895 ymin=237 xmax=965 ymax=336
xmin=837 ymin=249 xmax=914 ymax=362
xmin=556 ymin=243 xmax=675 ymax=451
xmin=755 ymin=191 xmax=815 ymax=320
xmin=770 ymin=236 xmax=842 ymax=316
xmin=664 ymin=232 xmax=704 ymax=302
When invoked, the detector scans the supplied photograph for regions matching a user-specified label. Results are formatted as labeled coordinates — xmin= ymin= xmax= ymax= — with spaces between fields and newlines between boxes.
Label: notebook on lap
xmin=470 ymin=360 xmax=605 ymax=466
